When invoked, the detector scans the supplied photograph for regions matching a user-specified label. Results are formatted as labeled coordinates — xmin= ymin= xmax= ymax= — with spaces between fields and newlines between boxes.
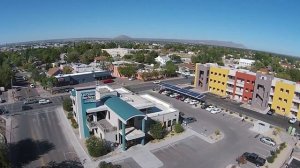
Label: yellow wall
xmin=208 ymin=66 xmax=229 ymax=96
xmin=194 ymin=63 xmax=200 ymax=87
xmin=271 ymin=81 xmax=295 ymax=117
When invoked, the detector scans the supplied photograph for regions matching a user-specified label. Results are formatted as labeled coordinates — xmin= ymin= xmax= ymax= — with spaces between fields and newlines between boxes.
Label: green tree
xmin=0 ymin=144 xmax=10 ymax=168
xmin=86 ymin=136 xmax=109 ymax=157
xmin=149 ymin=121 xmax=164 ymax=139
xmin=62 ymin=66 xmax=73 ymax=74
xmin=118 ymin=65 xmax=136 ymax=77
xmin=66 ymin=51 xmax=80 ymax=63
xmin=98 ymin=161 xmax=121 ymax=168
xmin=174 ymin=123 xmax=184 ymax=133
xmin=0 ymin=62 xmax=13 ymax=88
xmin=63 ymin=97 xmax=73 ymax=112
xmin=164 ymin=61 xmax=177 ymax=77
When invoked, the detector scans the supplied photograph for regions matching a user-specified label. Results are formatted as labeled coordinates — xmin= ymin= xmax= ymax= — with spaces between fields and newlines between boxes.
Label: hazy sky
xmin=1 ymin=0 xmax=299 ymax=56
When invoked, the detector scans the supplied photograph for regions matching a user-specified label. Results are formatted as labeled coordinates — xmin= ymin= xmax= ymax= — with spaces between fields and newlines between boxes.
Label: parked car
xmin=29 ymin=84 xmax=35 ymax=88
xmin=210 ymin=108 xmax=222 ymax=114
xmin=180 ymin=96 xmax=186 ymax=101
xmin=182 ymin=117 xmax=197 ymax=125
xmin=158 ymin=89 xmax=166 ymax=94
xmin=170 ymin=93 xmax=179 ymax=98
xmin=201 ymin=104 xmax=209 ymax=109
xmin=184 ymin=98 xmax=191 ymax=103
xmin=39 ymin=99 xmax=51 ymax=105
xmin=205 ymin=106 xmax=215 ymax=112
xmin=289 ymin=117 xmax=297 ymax=124
xmin=241 ymin=152 xmax=266 ymax=167
xmin=22 ymin=105 xmax=32 ymax=111
xmin=260 ymin=137 xmax=276 ymax=146
xmin=0 ymin=108 xmax=8 ymax=114
xmin=128 ymin=77 xmax=136 ymax=81
xmin=176 ymin=95 xmax=182 ymax=99
xmin=153 ymin=80 xmax=161 ymax=84
xmin=161 ymin=90 xmax=169 ymax=95
xmin=23 ymin=98 xmax=38 ymax=105
xmin=102 ymin=79 xmax=114 ymax=84
xmin=189 ymin=100 xmax=199 ymax=105
xmin=267 ymin=109 xmax=275 ymax=116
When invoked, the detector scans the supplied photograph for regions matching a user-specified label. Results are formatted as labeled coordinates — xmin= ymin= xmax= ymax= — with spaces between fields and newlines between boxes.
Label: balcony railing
xmin=87 ymin=120 xmax=117 ymax=133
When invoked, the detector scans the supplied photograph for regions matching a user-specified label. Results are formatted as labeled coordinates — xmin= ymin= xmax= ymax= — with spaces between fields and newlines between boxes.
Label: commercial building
xmin=70 ymin=85 xmax=179 ymax=150
xmin=237 ymin=58 xmax=255 ymax=68
xmin=155 ymin=55 xmax=171 ymax=66
xmin=194 ymin=63 xmax=300 ymax=120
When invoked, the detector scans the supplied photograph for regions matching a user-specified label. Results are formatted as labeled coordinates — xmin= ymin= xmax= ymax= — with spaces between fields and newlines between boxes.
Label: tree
xmin=63 ymin=98 xmax=72 ymax=112
xmin=164 ymin=61 xmax=177 ymax=77
xmin=0 ymin=62 xmax=13 ymax=88
xmin=0 ymin=144 xmax=10 ymax=168
xmin=174 ymin=123 xmax=184 ymax=133
xmin=118 ymin=65 xmax=136 ymax=77
xmin=66 ymin=51 xmax=80 ymax=63
xmin=98 ymin=161 xmax=121 ymax=168
xmin=62 ymin=66 xmax=73 ymax=74
xmin=86 ymin=136 xmax=109 ymax=157
xmin=169 ymin=54 xmax=181 ymax=63
xmin=149 ymin=121 xmax=164 ymax=139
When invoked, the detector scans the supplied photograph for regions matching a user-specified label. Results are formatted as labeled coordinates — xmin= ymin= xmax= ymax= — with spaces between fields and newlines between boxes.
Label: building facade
xmin=194 ymin=63 xmax=300 ymax=120
xmin=70 ymin=85 xmax=179 ymax=150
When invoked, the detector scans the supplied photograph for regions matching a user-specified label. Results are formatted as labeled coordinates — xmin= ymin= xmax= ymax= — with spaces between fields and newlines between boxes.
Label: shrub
xmin=236 ymin=156 xmax=247 ymax=165
xmin=70 ymin=118 xmax=78 ymax=128
xmin=63 ymin=98 xmax=73 ymax=112
xmin=245 ymin=116 xmax=248 ymax=119
xmin=86 ymin=136 xmax=109 ymax=157
xmin=67 ymin=112 xmax=73 ymax=119
xmin=230 ymin=111 xmax=233 ymax=114
xmin=239 ymin=114 xmax=242 ymax=117
xmin=150 ymin=121 xmax=164 ymax=139
xmin=174 ymin=123 xmax=184 ymax=133
xmin=267 ymin=156 xmax=275 ymax=163
xmin=215 ymin=129 xmax=220 ymax=136
xmin=98 ymin=161 xmax=121 ymax=168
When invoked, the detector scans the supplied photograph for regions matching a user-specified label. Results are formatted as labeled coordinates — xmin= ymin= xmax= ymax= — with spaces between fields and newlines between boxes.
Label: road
xmin=9 ymin=107 xmax=79 ymax=167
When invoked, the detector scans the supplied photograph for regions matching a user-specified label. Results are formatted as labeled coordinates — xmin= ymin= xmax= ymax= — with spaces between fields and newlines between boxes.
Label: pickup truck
xmin=242 ymin=152 xmax=266 ymax=167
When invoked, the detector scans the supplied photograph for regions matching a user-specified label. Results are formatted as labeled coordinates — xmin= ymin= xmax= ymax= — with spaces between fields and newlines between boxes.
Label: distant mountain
xmin=113 ymin=35 xmax=132 ymax=40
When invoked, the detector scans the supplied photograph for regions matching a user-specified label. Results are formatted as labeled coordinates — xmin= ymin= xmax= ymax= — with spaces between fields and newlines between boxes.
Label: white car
xmin=260 ymin=137 xmax=276 ymax=146
xmin=205 ymin=106 xmax=215 ymax=112
xmin=289 ymin=117 xmax=297 ymax=124
xmin=128 ymin=77 xmax=135 ymax=81
xmin=184 ymin=98 xmax=191 ymax=103
xmin=39 ymin=99 xmax=51 ymax=105
xmin=210 ymin=108 xmax=222 ymax=114
xmin=189 ymin=100 xmax=199 ymax=105
xmin=161 ymin=91 xmax=169 ymax=95
xmin=170 ymin=93 xmax=179 ymax=98
xmin=153 ymin=80 xmax=161 ymax=84
xmin=30 ymin=84 xmax=35 ymax=88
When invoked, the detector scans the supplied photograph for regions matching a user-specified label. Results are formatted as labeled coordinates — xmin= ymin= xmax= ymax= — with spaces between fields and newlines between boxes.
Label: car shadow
xmin=9 ymin=138 xmax=55 ymax=167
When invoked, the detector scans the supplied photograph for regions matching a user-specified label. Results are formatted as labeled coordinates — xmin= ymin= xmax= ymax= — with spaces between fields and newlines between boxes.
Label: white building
xmin=102 ymin=48 xmax=134 ymax=58
xmin=70 ymin=85 xmax=179 ymax=151
xmin=238 ymin=58 xmax=255 ymax=68
xmin=155 ymin=55 xmax=171 ymax=66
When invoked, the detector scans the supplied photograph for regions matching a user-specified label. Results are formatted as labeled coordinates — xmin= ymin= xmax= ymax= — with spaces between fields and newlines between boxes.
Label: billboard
xmin=81 ymin=91 xmax=96 ymax=103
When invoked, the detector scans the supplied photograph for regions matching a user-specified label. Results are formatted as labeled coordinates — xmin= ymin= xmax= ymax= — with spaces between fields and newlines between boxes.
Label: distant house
xmin=155 ymin=55 xmax=171 ymax=66
xmin=237 ymin=58 xmax=255 ymax=68
xmin=47 ymin=67 xmax=61 ymax=77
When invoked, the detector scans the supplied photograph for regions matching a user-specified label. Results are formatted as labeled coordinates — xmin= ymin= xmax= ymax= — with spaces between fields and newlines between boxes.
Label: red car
xmin=102 ymin=79 xmax=114 ymax=84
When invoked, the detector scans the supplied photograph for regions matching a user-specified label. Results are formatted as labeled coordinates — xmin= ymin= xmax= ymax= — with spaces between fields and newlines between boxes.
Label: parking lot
xmin=148 ymin=91 xmax=277 ymax=167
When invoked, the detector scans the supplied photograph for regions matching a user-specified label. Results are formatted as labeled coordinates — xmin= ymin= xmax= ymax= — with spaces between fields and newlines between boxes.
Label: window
xmin=222 ymin=82 xmax=225 ymax=85
xmin=282 ymin=108 xmax=285 ymax=112
xmin=108 ymin=111 xmax=110 ymax=119
xmin=279 ymin=97 xmax=282 ymax=101
xmin=214 ymin=80 xmax=216 ymax=83
xmin=214 ymin=72 xmax=217 ymax=75
xmin=284 ymin=99 xmax=287 ymax=103
xmin=223 ymin=74 xmax=226 ymax=77
xmin=168 ymin=120 xmax=171 ymax=127
xmin=115 ymin=134 xmax=118 ymax=141
xmin=172 ymin=119 xmax=176 ymax=125
xmin=286 ymin=90 xmax=289 ymax=94
xmin=277 ymin=106 xmax=280 ymax=110
xmin=217 ymin=88 xmax=220 ymax=91
xmin=280 ymin=88 xmax=284 ymax=92
xmin=211 ymin=72 xmax=213 ymax=75
xmin=247 ymin=80 xmax=250 ymax=83
xmin=218 ymin=81 xmax=220 ymax=83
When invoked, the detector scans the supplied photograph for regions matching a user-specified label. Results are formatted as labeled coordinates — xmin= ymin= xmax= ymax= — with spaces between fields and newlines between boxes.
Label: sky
xmin=0 ymin=0 xmax=299 ymax=56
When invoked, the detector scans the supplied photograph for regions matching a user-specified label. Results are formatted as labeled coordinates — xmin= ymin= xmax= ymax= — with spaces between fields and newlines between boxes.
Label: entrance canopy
xmin=101 ymin=95 xmax=146 ymax=123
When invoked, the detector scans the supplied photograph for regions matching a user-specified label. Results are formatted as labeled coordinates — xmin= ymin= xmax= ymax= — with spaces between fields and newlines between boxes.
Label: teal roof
xmin=101 ymin=95 xmax=145 ymax=122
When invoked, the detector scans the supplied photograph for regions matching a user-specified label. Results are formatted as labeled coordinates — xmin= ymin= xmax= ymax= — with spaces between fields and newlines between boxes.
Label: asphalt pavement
xmin=9 ymin=107 xmax=79 ymax=167
xmin=204 ymin=93 xmax=299 ymax=132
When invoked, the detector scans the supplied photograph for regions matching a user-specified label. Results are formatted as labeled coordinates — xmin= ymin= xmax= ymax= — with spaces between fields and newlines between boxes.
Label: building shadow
xmin=9 ymin=138 xmax=55 ymax=167
xmin=38 ymin=160 xmax=83 ymax=168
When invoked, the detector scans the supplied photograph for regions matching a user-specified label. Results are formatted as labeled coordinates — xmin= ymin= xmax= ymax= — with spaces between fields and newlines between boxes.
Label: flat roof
xmin=160 ymin=82 xmax=205 ymax=100
xmin=101 ymin=95 xmax=146 ymax=123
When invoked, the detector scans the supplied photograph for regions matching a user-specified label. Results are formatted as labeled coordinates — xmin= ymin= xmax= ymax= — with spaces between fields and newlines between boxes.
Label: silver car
xmin=260 ymin=137 xmax=276 ymax=146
